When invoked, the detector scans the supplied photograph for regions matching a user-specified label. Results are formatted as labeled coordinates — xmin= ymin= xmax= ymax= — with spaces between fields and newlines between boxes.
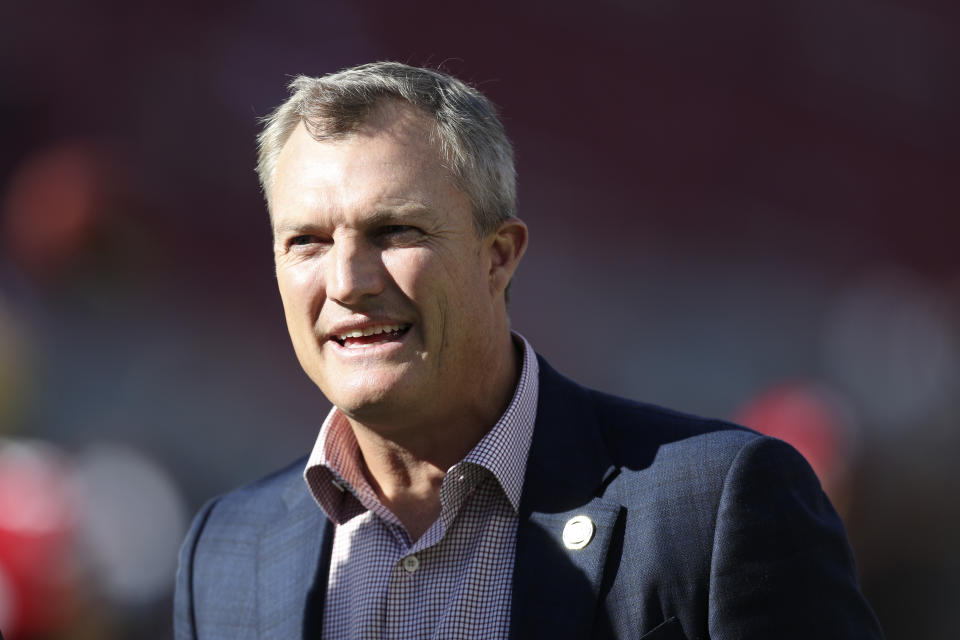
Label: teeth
xmin=337 ymin=324 xmax=404 ymax=341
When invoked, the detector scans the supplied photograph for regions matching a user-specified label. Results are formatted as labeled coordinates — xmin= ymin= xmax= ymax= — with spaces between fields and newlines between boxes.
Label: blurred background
xmin=1 ymin=0 xmax=958 ymax=637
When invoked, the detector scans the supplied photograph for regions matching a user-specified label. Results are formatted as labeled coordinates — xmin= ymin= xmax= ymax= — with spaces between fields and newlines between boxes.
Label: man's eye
xmin=290 ymin=235 xmax=318 ymax=246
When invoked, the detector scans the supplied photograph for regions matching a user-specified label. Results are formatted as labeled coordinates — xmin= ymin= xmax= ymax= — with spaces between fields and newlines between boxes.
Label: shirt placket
xmin=382 ymin=463 xmax=489 ymax=639
xmin=384 ymin=531 xmax=429 ymax=640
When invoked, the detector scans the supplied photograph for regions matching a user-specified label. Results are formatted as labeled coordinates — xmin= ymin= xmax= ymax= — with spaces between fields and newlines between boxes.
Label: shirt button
xmin=401 ymin=555 xmax=420 ymax=573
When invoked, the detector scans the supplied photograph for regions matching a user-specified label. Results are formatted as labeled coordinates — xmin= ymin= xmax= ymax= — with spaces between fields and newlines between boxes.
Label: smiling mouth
xmin=332 ymin=323 xmax=411 ymax=348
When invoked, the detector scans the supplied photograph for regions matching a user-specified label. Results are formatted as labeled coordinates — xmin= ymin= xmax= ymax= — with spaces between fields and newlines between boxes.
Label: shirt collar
xmin=459 ymin=335 xmax=538 ymax=511
xmin=303 ymin=333 xmax=539 ymax=522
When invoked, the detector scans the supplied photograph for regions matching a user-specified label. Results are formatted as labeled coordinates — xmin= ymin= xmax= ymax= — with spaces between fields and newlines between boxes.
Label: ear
xmin=487 ymin=217 xmax=528 ymax=296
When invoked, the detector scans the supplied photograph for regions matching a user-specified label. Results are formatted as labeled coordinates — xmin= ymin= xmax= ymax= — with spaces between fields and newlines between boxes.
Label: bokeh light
xmin=735 ymin=383 xmax=858 ymax=516
xmin=72 ymin=443 xmax=188 ymax=606
xmin=0 ymin=440 xmax=77 ymax=639
xmin=822 ymin=269 xmax=959 ymax=432
xmin=1 ymin=142 xmax=113 ymax=282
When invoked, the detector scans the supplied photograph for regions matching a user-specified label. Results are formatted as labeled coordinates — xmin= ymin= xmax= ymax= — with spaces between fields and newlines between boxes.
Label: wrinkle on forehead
xmin=270 ymin=103 xmax=472 ymax=237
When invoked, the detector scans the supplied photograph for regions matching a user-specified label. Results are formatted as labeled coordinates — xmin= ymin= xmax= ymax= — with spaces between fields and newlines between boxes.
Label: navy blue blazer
xmin=175 ymin=356 xmax=883 ymax=639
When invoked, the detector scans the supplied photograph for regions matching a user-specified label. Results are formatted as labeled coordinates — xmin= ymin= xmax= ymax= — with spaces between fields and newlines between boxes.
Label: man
xmin=175 ymin=62 xmax=882 ymax=639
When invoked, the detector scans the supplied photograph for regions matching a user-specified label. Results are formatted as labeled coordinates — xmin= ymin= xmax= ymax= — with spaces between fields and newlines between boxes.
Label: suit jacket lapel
xmin=512 ymin=356 xmax=623 ymax=640
xmin=257 ymin=475 xmax=334 ymax=639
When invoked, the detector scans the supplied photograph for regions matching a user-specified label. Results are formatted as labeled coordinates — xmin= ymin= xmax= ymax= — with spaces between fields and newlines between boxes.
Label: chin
xmin=330 ymin=393 xmax=407 ymax=427
xmin=323 ymin=375 xmax=409 ymax=418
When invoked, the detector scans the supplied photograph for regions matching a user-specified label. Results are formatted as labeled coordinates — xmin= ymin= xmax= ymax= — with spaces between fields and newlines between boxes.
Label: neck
xmin=347 ymin=333 xmax=522 ymax=541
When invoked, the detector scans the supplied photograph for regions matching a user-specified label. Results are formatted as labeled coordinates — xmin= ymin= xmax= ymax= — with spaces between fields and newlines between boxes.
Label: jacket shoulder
xmin=536 ymin=353 xmax=758 ymax=453
xmin=533 ymin=354 xmax=771 ymax=505
xmin=185 ymin=456 xmax=311 ymax=575
xmin=586 ymin=388 xmax=762 ymax=468
xmin=202 ymin=456 xmax=309 ymax=527
xmin=174 ymin=457 xmax=312 ymax=639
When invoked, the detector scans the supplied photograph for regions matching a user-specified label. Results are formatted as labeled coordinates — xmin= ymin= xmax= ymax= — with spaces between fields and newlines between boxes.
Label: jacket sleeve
xmin=174 ymin=497 xmax=219 ymax=640
xmin=708 ymin=436 xmax=883 ymax=639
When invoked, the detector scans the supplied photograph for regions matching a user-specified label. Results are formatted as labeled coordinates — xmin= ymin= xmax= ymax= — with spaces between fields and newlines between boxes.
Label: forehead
xmin=270 ymin=104 xmax=466 ymax=221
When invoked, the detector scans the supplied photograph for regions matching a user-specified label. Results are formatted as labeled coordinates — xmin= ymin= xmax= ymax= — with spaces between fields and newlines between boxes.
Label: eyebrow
xmin=272 ymin=221 xmax=323 ymax=236
xmin=364 ymin=205 xmax=436 ymax=227
xmin=272 ymin=204 xmax=438 ymax=236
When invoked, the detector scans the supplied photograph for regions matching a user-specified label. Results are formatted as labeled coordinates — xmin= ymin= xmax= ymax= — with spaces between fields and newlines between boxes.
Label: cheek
xmin=277 ymin=263 xmax=325 ymax=323
xmin=381 ymin=248 xmax=434 ymax=298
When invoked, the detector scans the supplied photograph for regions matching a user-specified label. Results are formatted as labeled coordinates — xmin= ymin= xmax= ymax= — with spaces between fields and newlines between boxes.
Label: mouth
xmin=330 ymin=323 xmax=411 ymax=348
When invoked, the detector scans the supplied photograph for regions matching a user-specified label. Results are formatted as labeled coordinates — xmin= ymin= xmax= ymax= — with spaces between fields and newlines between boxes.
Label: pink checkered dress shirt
xmin=303 ymin=336 xmax=539 ymax=639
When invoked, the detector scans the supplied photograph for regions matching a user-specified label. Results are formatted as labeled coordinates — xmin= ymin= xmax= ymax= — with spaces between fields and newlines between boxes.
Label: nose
xmin=325 ymin=234 xmax=385 ymax=305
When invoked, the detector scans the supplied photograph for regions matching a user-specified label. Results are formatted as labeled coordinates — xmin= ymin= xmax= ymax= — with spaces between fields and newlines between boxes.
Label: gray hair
xmin=256 ymin=61 xmax=516 ymax=235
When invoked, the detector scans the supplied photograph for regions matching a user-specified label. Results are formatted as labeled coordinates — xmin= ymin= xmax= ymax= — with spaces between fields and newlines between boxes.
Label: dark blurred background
xmin=1 ymin=1 xmax=958 ymax=637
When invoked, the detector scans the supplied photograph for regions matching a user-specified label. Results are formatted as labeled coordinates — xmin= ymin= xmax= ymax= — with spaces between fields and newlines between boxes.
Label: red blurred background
xmin=1 ymin=1 xmax=958 ymax=637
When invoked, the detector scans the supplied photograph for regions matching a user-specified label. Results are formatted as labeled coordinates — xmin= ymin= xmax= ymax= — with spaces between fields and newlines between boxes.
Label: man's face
xmin=271 ymin=105 xmax=507 ymax=428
